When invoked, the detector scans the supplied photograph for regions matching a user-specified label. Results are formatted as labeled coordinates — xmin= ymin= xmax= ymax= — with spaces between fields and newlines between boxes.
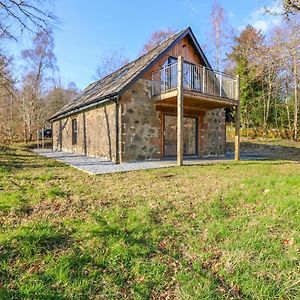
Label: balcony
xmin=151 ymin=61 xmax=239 ymax=110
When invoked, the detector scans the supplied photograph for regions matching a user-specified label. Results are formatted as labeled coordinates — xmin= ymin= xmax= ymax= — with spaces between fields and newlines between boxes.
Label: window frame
xmin=71 ymin=118 xmax=78 ymax=145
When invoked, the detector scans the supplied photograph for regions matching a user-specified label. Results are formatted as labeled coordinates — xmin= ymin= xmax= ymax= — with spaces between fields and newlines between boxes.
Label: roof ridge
xmin=131 ymin=28 xmax=186 ymax=64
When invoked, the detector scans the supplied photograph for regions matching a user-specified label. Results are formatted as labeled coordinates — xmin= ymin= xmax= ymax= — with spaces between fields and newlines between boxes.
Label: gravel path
xmin=32 ymin=149 xmax=266 ymax=175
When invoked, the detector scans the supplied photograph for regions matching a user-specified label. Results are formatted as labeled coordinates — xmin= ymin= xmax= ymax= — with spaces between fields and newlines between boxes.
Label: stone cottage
xmin=50 ymin=27 xmax=240 ymax=164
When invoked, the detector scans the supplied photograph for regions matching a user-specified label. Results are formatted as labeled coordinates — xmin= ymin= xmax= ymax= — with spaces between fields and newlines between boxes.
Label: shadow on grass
xmin=92 ymin=213 xmax=158 ymax=254
xmin=226 ymin=140 xmax=300 ymax=162
xmin=0 ymin=147 xmax=66 ymax=173
xmin=1 ymin=223 xmax=72 ymax=261
xmin=0 ymin=223 xmax=74 ymax=298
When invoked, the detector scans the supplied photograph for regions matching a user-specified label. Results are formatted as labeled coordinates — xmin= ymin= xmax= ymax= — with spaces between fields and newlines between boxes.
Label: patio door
xmin=163 ymin=115 xmax=197 ymax=157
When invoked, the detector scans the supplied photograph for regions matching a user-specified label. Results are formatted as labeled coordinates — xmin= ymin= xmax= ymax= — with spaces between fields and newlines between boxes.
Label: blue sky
xmin=9 ymin=0 xmax=281 ymax=90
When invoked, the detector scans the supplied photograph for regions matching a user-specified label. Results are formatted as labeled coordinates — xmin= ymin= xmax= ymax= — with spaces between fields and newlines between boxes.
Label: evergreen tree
xmin=228 ymin=26 xmax=265 ymax=131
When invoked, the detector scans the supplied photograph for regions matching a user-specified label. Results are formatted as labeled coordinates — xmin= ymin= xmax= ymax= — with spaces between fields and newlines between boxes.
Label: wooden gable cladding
xmin=142 ymin=36 xmax=205 ymax=80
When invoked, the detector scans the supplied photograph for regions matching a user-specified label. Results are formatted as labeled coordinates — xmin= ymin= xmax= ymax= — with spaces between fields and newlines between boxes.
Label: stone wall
xmin=52 ymin=84 xmax=226 ymax=162
xmin=201 ymin=109 xmax=226 ymax=156
xmin=52 ymin=116 xmax=85 ymax=154
xmin=120 ymin=79 xmax=161 ymax=161
xmin=52 ymin=102 xmax=117 ymax=161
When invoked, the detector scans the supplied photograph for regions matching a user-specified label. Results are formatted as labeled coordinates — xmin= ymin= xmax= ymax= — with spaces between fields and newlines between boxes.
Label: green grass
xmin=0 ymin=143 xmax=300 ymax=299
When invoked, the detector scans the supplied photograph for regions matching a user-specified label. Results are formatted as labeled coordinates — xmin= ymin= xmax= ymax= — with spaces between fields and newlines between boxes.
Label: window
xmin=163 ymin=115 xmax=197 ymax=157
xmin=72 ymin=118 xmax=78 ymax=145
xmin=160 ymin=56 xmax=178 ymax=91
xmin=161 ymin=56 xmax=177 ymax=68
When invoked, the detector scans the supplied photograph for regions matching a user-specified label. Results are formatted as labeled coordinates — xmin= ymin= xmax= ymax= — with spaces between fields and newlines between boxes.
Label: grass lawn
xmin=0 ymin=142 xmax=299 ymax=299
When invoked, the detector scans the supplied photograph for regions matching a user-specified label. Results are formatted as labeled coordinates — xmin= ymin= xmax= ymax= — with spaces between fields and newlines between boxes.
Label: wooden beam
xmin=160 ymin=112 xmax=164 ymax=159
xmin=83 ymin=112 xmax=87 ymax=155
xmin=235 ymin=75 xmax=240 ymax=161
xmin=59 ymin=120 xmax=63 ymax=151
xmin=154 ymin=92 xmax=236 ymax=111
xmin=184 ymin=89 xmax=238 ymax=107
xmin=115 ymin=102 xmax=120 ymax=164
xmin=198 ymin=115 xmax=202 ymax=158
xmin=152 ymin=89 xmax=178 ymax=101
xmin=177 ymin=56 xmax=184 ymax=166
xmin=155 ymin=104 xmax=206 ymax=115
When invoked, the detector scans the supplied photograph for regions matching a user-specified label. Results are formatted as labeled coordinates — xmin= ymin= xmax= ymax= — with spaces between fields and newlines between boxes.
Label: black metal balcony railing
xmin=151 ymin=61 xmax=239 ymax=101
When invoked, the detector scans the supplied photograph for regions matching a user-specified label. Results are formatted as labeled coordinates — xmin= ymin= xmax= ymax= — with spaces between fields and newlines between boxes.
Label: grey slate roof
xmin=50 ymin=27 xmax=209 ymax=121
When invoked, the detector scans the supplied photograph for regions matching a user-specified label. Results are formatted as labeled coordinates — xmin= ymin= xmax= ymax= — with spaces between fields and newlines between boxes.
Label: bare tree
xmin=0 ymin=50 xmax=13 ymax=91
xmin=46 ymin=82 xmax=79 ymax=117
xmin=209 ymin=0 xmax=233 ymax=70
xmin=0 ymin=0 xmax=56 ymax=41
xmin=18 ymin=29 xmax=57 ymax=142
xmin=283 ymin=0 xmax=300 ymax=16
xmin=140 ymin=28 xmax=175 ymax=54
xmin=265 ymin=0 xmax=300 ymax=18
xmin=0 ymin=51 xmax=16 ymax=142
xmin=271 ymin=20 xmax=300 ymax=140
xmin=95 ymin=50 xmax=129 ymax=80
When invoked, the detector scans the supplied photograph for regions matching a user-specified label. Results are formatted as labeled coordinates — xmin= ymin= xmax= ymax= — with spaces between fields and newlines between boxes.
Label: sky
xmin=8 ymin=0 xmax=282 ymax=90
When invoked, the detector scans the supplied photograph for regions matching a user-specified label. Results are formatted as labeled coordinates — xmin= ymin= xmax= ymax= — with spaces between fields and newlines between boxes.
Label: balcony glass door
xmin=164 ymin=115 xmax=197 ymax=157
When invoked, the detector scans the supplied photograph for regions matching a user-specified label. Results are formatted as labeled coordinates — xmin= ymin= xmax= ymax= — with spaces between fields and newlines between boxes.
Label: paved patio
xmin=33 ymin=148 xmax=266 ymax=175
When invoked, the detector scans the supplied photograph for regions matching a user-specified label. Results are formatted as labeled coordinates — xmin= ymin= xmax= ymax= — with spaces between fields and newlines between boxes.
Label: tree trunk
xmin=293 ymin=54 xmax=298 ymax=141
xmin=9 ymin=95 xmax=14 ymax=143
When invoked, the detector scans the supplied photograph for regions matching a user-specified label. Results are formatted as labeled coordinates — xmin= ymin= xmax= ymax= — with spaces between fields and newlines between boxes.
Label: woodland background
xmin=0 ymin=0 xmax=299 ymax=143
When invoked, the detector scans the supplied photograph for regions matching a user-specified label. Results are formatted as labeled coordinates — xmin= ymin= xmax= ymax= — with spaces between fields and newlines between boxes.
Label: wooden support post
xmin=59 ymin=120 xmax=62 ymax=151
xmin=235 ymin=75 xmax=240 ymax=161
xmin=177 ymin=56 xmax=184 ymax=166
xmin=160 ymin=112 xmax=164 ymax=159
xmin=197 ymin=115 xmax=202 ymax=158
xmin=51 ymin=123 xmax=54 ymax=151
xmin=37 ymin=130 xmax=39 ymax=148
xmin=115 ymin=101 xmax=120 ymax=164
xmin=41 ymin=125 xmax=45 ymax=149
xmin=83 ymin=112 xmax=87 ymax=155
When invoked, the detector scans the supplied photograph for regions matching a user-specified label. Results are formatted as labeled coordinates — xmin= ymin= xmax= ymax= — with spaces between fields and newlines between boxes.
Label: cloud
xmin=252 ymin=20 xmax=270 ymax=32
xmin=238 ymin=2 xmax=282 ymax=33
xmin=228 ymin=11 xmax=235 ymax=18
xmin=183 ymin=0 xmax=201 ymax=16
xmin=264 ymin=0 xmax=284 ymax=15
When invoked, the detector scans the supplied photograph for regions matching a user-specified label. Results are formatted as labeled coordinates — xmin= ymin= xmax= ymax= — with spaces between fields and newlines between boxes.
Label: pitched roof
xmin=50 ymin=27 xmax=210 ymax=121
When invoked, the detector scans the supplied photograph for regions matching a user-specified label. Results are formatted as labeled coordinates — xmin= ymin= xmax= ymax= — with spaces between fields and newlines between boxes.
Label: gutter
xmin=110 ymin=96 xmax=120 ymax=164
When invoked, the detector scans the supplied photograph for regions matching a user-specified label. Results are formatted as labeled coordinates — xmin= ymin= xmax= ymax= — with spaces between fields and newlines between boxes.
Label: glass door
xmin=164 ymin=115 xmax=197 ymax=157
